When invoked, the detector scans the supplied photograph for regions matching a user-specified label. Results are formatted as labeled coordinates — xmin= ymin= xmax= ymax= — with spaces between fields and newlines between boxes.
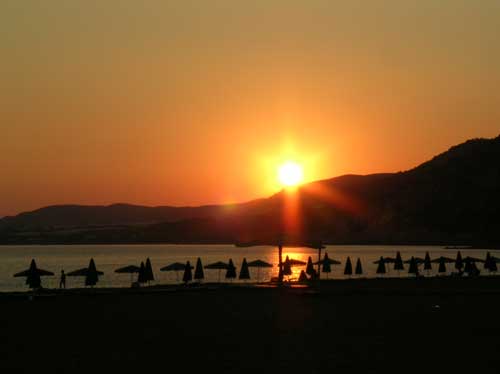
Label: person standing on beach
xmin=59 ymin=270 xmax=66 ymax=289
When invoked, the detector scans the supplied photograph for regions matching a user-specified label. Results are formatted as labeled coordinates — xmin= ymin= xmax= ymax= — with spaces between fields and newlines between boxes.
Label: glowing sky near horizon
xmin=1 ymin=0 xmax=500 ymax=216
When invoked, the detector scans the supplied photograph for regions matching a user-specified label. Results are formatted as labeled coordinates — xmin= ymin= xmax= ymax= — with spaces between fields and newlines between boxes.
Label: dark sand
xmin=2 ymin=277 xmax=500 ymax=373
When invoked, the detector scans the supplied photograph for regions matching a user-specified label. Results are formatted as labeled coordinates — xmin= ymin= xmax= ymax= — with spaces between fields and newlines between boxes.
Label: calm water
xmin=0 ymin=244 xmax=498 ymax=292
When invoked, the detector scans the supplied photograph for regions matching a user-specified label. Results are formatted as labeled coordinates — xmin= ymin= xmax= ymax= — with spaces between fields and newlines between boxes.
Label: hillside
xmin=1 ymin=135 xmax=499 ymax=245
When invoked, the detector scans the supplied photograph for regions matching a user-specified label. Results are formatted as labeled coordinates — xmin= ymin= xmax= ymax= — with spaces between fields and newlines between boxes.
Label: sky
xmin=1 ymin=0 xmax=499 ymax=217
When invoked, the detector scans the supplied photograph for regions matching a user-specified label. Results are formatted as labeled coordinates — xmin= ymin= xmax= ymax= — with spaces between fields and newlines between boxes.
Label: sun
xmin=278 ymin=161 xmax=304 ymax=187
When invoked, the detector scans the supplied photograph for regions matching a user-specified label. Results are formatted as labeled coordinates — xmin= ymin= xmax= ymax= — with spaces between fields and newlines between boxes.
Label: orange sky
xmin=1 ymin=1 xmax=499 ymax=217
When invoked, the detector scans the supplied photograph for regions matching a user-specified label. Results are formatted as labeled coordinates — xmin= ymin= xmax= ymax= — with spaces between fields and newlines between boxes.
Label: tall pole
xmin=278 ymin=244 xmax=283 ymax=283
xmin=317 ymin=244 xmax=322 ymax=280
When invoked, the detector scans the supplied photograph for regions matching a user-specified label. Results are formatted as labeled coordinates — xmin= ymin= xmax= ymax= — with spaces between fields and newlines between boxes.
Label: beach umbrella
xmin=394 ymin=252 xmax=404 ymax=273
xmin=183 ymin=261 xmax=193 ymax=284
xmin=431 ymin=256 xmax=455 ymax=264
xmin=376 ymin=257 xmax=386 ymax=276
xmin=485 ymin=252 xmax=492 ymax=270
xmin=67 ymin=258 xmax=103 ymax=287
xmin=374 ymin=257 xmax=396 ymax=264
xmin=344 ymin=257 xmax=353 ymax=276
xmin=115 ymin=265 xmax=140 ymax=283
xmin=455 ymin=251 xmax=463 ymax=271
xmin=226 ymin=259 xmax=237 ymax=281
xmin=137 ymin=262 xmax=147 ymax=284
xmin=306 ymin=256 xmax=315 ymax=276
xmin=283 ymin=256 xmax=292 ymax=277
xmin=424 ymin=252 xmax=432 ymax=272
xmin=288 ymin=259 xmax=307 ymax=266
xmin=247 ymin=259 xmax=273 ymax=282
xmin=464 ymin=259 xmax=474 ymax=275
xmin=239 ymin=258 xmax=250 ymax=281
xmin=408 ymin=257 xmax=419 ymax=276
xmin=205 ymin=261 xmax=229 ymax=282
xmin=194 ymin=258 xmax=204 ymax=282
xmin=438 ymin=257 xmax=447 ymax=274
xmin=463 ymin=256 xmax=485 ymax=264
xmin=298 ymin=270 xmax=308 ymax=282
xmin=160 ymin=262 xmax=192 ymax=282
xmin=355 ymin=258 xmax=363 ymax=276
xmin=321 ymin=253 xmax=332 ymax=277
xmin=14 ymin=259 xmax=54 ymax=289
xmin=145 ymin=258 xmax=155 ymax=284
xmin=403 ymin=257 xmax=424 ymax=264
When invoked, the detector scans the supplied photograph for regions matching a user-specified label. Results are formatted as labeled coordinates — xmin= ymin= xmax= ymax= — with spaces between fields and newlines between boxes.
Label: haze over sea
xmin=0 ymin=245 xmax=497 ymax=292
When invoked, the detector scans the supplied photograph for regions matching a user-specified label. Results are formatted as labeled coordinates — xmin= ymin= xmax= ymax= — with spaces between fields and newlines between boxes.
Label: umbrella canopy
xmin=355 ymin=258 xmax=363 ymax=275
xmin=373 ymin=257 xmax=396 ymax=264
xmin=314 ymin=255 xmax=341 ymax=266
xmin=403 ymin=257 xmax=424 ymax=264
xmin=424 ymin=252 xmax=432 ymax=271
xmin=394 ymin=252 xmax=404 ymax=271
xmin=376 ymin=257 xmax=386 ymax=274
xmin=115 ymin=265 xmax=140 ymax=274
xmin=239 ymin=258 xmax=250 ymax=280
xmin=194 ymin=258 xmax=204 ymax=281
xmin=306 ymin=256 xmax=315 ymax=276
xmin=431 ymin=256 xmax=455 ymax=264
xmin=14 ymin=259 xmax=54 ymax=289
xmin=344 ymin=257 xmax=353 ymax=276
xmin=226 ymin=259 xmax=237 ymax=280
xmin=247 ymin=260 xmax=273 ymax=268
xmin=205 ymin=261 xmax=229 ymax=270
xmin=160 ymin=262 xmax=192 ymax=272
xmin=183 ymin=261 xmax=193 ymax=283
xmin=462 ymin=256 xmax=485 ymax=263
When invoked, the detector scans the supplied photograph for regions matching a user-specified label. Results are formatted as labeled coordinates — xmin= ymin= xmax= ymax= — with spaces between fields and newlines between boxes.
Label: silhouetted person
xmin=59 ymin=270 xmax=66 ymax=289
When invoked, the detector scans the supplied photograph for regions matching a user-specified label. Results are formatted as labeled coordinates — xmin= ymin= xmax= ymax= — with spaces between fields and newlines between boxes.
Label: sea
xmin=0 ymin=244 xmax=498 ymax=292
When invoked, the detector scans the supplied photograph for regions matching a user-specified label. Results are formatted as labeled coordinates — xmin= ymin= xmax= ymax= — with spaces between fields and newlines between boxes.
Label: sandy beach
xmin=2 ymin=277 xmax=500 ymax=373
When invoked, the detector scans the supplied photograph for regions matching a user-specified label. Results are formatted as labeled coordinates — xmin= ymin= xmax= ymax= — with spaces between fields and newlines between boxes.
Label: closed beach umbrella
xmin=137 ymin=262 xmax=147 ymax=284
xmin=226 ymin=259 xmax=237 ymax=281
xmin=438 ymin=257 xmax=447 ymax=274
xmin=464 ymin=259 xmax=473 ymax=274
xmin=424 ymin=252 xmax=432 ymax=272
xmin=355 ymin=258 xmax=363 ymax=276
xmin=194 ymin=258 xmax=204 ymax=282
xmin=408 ymin=257 xmax=419 ymax=276
xmin=239 ymin=258 xmax=250 ymax=281
xmin=455 ymin=251 xmax=463 ymax=272
xmin=205 ymin=261 xmax=229 ymax=282
xmin=306 ymin=256 xmax=315 ymax=276
xmin=247 ymin=259 xmax=273 ymax=282
xmin=145 ymin=258 xmax=154 ymax=284
xmin=394 ymin=251 xmax=404 ymax=272
xmin=376 ymin=257 xmax=386 ymax=275
xmin=14 ymin=259 xmax=54 ymax=289
xmin=161 ymin=262 xmax=192 ymax=282
xmin=485 ymin=252 xmax=492 ymax=270
xmin=183 ymin=261 xmax=193 ymax=284
xmin=115 ymin=265 xmax=140 ymax=283
xmin=67 ymin=258 xmax=104 ymax=287
xmin=344 ymin=257 xmax=353 ymax=276
xmin=298 ymin=270 xmax=308 ymax=282
xmin=283 ymin=256 xmax=292 ymax=277
xmin=85 ymin=258 xmax=100 ymax=287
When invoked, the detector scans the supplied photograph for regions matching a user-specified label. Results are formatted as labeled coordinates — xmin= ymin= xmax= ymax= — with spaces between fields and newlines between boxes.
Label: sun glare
xmin=278 ymin=161 xmax=304 ymax=187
